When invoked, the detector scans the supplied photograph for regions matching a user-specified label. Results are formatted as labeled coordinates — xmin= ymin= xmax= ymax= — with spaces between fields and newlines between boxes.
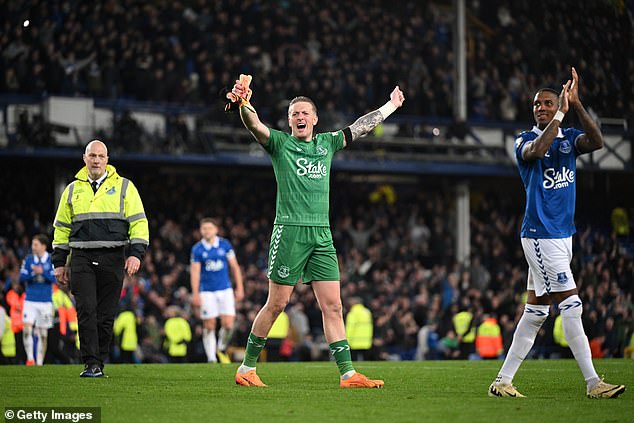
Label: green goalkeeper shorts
xmin=266 ymin=225 xmax=340 ymax=285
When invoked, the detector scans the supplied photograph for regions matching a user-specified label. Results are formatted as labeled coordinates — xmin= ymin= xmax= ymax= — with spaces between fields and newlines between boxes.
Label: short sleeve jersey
xmin=19 ymin=252 xmax=55 ymax=302
xmin=190 ymin=237 xmax=235 ymax=292
xmin=515 ymin=125 xmax=584 ymax=238
xmin=263 ymin=128 xmax=345 ymax=226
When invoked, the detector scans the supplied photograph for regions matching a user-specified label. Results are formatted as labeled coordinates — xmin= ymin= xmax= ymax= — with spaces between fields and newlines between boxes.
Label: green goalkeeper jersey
xmin=263 ymin=128 xmax=345 ymax=226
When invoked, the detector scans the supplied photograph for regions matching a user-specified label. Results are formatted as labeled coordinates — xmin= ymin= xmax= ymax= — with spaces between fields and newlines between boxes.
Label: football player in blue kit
xmin=20 ymin=234 xmax=56 ymax=366
xmin=190 ymin=218 xmax=244 ymax=363
xmin=489 ymin=68 xmax=625 ymax=399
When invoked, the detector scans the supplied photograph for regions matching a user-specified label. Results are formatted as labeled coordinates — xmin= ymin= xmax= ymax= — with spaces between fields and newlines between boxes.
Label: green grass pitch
xmin=1 ymin=360 xmax=632 ymax=422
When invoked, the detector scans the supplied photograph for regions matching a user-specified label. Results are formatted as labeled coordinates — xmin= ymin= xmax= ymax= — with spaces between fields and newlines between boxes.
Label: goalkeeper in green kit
xmin=228 ymin=74 xmax=404 ymax=388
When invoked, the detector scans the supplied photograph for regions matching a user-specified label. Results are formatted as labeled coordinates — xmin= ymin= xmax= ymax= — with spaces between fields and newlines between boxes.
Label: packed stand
xmin=1 ymin=0 xmax=632 ymax=128
xmin=1 ymin=166 xmax=633 ymax=364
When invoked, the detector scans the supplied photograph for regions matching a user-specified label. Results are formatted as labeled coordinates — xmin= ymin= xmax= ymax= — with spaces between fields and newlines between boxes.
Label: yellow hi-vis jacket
xmin=345 ymin=303 xmax=373 ymax=350
xmin=453 ymin=311 xmax=476 ymax=343
xmin=1 ymin=308 xmax=16 ymax=358
xmin=52 ymin=165 xmax=149 ymax=267
xmin=52 ymin=286 xmax=78 ymax=336
xmin=163 ymin=317 xmax=192 ymax=357
xmin=114 ymin=310 xmax=138 ymax=352
xmin=267 ymin=311 xmax=289 ymax=339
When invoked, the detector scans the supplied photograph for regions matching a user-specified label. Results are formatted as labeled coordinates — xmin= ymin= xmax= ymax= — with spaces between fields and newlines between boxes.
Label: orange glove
xmin=225 ymin=74 xmax=253 ymax=112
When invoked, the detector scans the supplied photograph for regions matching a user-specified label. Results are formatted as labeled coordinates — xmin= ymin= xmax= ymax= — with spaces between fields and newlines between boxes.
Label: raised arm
xmin=523 ymin=81 xmax=571 ymax=162
xmin=343 ymin=86 xmax=405 ymax=147
xmin=231 ymin=77 xmax=270 ymax=145
xmin=568 ymin=67 xmax=603 ymax=154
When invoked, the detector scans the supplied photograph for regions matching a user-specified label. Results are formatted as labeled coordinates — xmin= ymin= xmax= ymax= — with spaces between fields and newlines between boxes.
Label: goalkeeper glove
xmin=225 ymin=74 xmax=254 ymax=113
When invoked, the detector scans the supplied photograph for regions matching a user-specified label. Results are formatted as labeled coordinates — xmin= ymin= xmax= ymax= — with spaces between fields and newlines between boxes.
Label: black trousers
xmin=70 ymin=247 xmax=125 ymax=367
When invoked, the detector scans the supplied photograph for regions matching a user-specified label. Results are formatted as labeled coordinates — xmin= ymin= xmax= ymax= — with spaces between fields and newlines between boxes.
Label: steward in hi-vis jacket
xmin=52 ymin=140 xmax=148 ymax=377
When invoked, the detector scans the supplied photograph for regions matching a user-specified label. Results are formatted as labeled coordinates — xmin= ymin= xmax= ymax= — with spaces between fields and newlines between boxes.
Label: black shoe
xmin=80 ymin=365 xmax=104 ymax=378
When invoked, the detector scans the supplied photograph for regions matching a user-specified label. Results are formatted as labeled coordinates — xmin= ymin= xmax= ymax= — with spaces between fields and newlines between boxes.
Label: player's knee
xmin=558 ymin=294 xmax=583 ymax=318
xmin=23 ymin=325 xmax=33 ymax=337
xmin=36 ymin=328 xmax=48 ymax=340
xmin=523 ymin=304 xmax=549 ymax=327
xmin=264 ymin=301 xmax=286 ymax=317
xmin=321 ymin=301 xmax=343 ymax=317
xmin=203 ymin=320 xmax=216 ymax=331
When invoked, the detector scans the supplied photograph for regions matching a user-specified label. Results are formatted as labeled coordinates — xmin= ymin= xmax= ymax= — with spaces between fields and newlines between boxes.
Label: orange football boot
xmin=340 ymin=372 xmax=384 ymax=388
xmin=235 ymin=370 xmax=267 ymax=387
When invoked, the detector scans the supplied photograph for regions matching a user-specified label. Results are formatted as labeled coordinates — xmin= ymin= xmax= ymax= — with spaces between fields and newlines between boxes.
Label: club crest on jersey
xmin=317 ymin=146 xmax=328 ymax=156
xmin=543 ymin=166 xmax=574 ymax=190
xmin=557 ymin=272 xmax=569 ymax=284
xmin=296 ymin=158 xmax=327 ymax=179
xmin=558 ymin=140 xmax=572 ymax=154
xmin=278 ymin=265 xmax=290 ymax=278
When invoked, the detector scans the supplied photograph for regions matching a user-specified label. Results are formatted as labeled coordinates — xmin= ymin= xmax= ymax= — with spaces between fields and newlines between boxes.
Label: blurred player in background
xmin=190 ymin=218 xmax=244 ymax=363
xmin=229 ymin=74 xmax=404 ymax=388
xmin=489 ymin=67 xmax=626 ymax=399
xmin=20 ymin=234 xmax=55 ymax=366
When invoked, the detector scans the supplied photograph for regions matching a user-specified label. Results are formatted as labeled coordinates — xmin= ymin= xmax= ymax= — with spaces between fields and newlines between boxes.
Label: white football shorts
xmin=200 ymin=288 xmax=235 ymax=320
xmin=22 ymin=300 xmax=54 ymax=329
xmin=521 ymin=237 xmax=577 ymax=297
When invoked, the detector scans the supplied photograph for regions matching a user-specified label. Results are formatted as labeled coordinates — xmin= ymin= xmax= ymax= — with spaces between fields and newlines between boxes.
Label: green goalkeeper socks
xmin=243 ymin=333 xmax=267 ymax=367
xmin=243 ymin=335 xmax=354 ymax=376
xmin=330 ymin=339 xmax=354 ymax=376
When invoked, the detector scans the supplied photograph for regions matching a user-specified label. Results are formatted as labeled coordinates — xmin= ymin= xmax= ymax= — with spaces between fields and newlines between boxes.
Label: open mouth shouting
xmin=288 ymin=100 xmax=317 ymax=139
xmin=294 ymin=121 xmax=311 ymax=137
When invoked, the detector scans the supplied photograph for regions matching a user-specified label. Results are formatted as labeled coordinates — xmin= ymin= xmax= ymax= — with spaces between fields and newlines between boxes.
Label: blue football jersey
xmin=19 ymin=252 xmax=55 ymax=302
xmin=515 ymin=125 xmax=584 ymax=238
xmin=190 ymin=237 xmax=235 ymax=292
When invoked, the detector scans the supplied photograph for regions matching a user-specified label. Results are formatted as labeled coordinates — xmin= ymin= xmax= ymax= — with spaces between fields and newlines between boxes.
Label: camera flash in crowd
xmin=23 ymin=20 xmax=30 ymax=27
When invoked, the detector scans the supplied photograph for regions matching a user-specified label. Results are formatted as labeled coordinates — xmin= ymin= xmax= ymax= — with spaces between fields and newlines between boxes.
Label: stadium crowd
xmin=1 ymin=0 xmax=632 ymax=126
xmin=1 ymin=169 xmax=633 ymax=364
xmin=1 ymin=0 xmax=633 ymax=365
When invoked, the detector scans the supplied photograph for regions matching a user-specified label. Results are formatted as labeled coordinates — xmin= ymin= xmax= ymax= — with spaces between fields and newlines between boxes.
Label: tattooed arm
xmin=343 ymin=86 xmax=405 ymax=147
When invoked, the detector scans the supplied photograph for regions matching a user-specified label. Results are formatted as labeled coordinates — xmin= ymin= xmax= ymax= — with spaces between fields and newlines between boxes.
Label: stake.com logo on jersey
xmin=296 ymin=158 xmax=327 ymax=179
xmin=542 ymin=166 xmax=575 ymax=190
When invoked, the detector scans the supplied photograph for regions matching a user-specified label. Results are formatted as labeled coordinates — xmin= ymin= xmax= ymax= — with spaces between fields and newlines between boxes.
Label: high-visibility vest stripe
xmin=127 ymin=212 xmax=146 ymax=222
xmin=70 ymin=240 xmax=128 ymax=248
xmin=74 ymin=212 xmax=125 ymax=221
xmin=67 ymin=181 xmax=75 ymax=216
xmin=130 ymin=238 xmax=149 ymax=245
xmin=54 ymin=220 xmax=72 ymax=228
